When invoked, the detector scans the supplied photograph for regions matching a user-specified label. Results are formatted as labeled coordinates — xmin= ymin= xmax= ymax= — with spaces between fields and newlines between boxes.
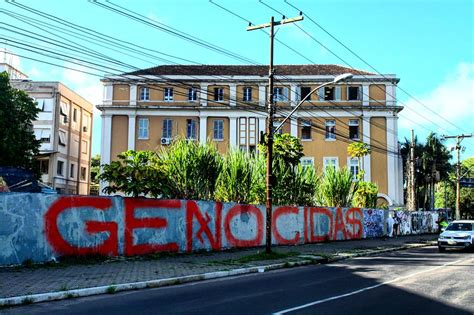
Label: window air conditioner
xmin=161 ymin=138 xmax=171 ymax=145
xmin=83 ymin=126 xmax=88 ymax=132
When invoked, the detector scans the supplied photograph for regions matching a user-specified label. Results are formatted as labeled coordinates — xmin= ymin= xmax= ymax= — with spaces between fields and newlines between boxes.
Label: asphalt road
xmin=2 ymin=246 xmax=473 ymax=315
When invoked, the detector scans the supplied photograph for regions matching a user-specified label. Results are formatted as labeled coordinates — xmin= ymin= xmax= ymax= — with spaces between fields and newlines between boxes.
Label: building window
xmin=300 ymin=157 xmax=314 ymax=168
xmin=82 ymin=140 xmax=88 ymax=154
xmin=162 ymin=119 xmax=173 ymax=139
xmin=58 ymin=130 xmax=67 ymax=146
xmin=60 ymin=102 xmax=68 ymax=123
xmin=70 ymin=163 xmax=75 ymax=178
xmin=273 ymin=87 xmax=288 ymax=102
xmin=80 ymin=167 xmax=87 ymax=181
xmin=35 ymin=129 xmax=51 ymax=143
xmin=213 ymin=119 xmax=224 ymax=140
xmin=272 ymin=121 xmax=283 ymax=134
xmin=164 ymin=87 xmax=173 ymax=101
xmin=323 ymin=157 xmax=339 ymax=172
xmin=325 ymin=120 xmax=336 ymax=140
xmin=300 ymin=86 xmax=312 ymax=101
xmin=57 ymin=160 xmax=64 ymax=176
xmin=348 ymin=86 xmax=361 ymax=101
xmin=349 ymin=119 xmax=360 ymax=140
xmin=324 ymin=87 xmax=335 ymax=101
xmin=82 ymin=115 xmax=89 ymax=132
xmin=139 ymin=87 xmax=150 ymax=101
xmin=186 ymin=119 xmax=196 ymax=140
xmin=36 ymin=99 xmax=53 ymax=112
xmin=138 ymin=118 xmax=149 ymax=139
xmin=243 ymin=87 xmax=252 ymax=102
xmin=214 ymin=87 xmax=224 ymax=101
xmin=39 ymin=160 xmax=49 ymax=174
xmin=188 ymin=87 xmax=197 ymax=101
xmin=73 ymin=108 xmax=78 ymax=122
xmin=301 ymin=120 xmax=312 ymax=140
xmin=348 ymin=158 xmax=359 ymax=180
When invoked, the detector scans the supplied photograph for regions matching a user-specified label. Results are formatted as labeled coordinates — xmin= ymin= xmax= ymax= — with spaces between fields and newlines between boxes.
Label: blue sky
xmin=1 ymin=0 xmax=473 ymax=158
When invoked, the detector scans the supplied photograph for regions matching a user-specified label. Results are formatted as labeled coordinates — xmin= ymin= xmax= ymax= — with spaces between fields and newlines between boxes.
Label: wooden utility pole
xmin=407 ymin=129 xmax=417 ymax=211
xmin=442 ymin=133 xmax=473 ymax=220
xmin=247 ymin=15 xmax=303 ymax=253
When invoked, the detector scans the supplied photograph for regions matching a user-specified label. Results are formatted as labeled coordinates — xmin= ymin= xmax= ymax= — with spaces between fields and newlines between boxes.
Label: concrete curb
xmin=0 ymin=242 xmax=434 ymax=307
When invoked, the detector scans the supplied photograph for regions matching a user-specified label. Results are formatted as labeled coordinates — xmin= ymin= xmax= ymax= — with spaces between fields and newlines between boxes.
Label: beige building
xmin=98 ymin=65 xmax=403 ymax=206
xmin=11 ymin=81 xmax=93 ymax=194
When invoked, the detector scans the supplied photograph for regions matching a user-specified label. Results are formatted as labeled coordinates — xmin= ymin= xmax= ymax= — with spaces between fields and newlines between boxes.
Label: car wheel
xmin=438 ymin=246 xmax=445 ymax=253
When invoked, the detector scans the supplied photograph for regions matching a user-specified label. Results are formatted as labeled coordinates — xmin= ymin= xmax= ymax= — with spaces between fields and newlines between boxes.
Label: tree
xmin=0 ymin=71 xmax=40 ymax=173
xmin=435 ymin=157 xmax=474 ymax=218
xmin=347 ymin=141 xmax=371 ymax=180
xmin=90 ymin=154 xmax=101 ymax=185
xmin=258 ymin=133 xmax=304 ymax=166
xmin=98 ymin=150 xmax=168 ymax=198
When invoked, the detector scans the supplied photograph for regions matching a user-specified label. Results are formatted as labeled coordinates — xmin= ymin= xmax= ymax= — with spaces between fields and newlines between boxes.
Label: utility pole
xmin=247 ymin=15 xmax=303 ymax=253
xmin=407 ymin=129 xmax=416 ymax=211
xmin=442 ymin=133 xmax=473 ymax=220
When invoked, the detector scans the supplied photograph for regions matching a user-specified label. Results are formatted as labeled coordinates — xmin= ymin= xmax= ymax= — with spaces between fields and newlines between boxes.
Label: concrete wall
xmin=0 ymin=193 xmax=440 ymax=266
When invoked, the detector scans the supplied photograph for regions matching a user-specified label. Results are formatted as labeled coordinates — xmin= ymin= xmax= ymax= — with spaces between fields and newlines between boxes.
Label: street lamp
xmin=274 ymin=73 xmax=353 ymax=133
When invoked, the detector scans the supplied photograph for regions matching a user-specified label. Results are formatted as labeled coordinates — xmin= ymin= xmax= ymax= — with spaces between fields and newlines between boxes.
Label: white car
xmin=438 ymin=220 xmax=474 ymax=252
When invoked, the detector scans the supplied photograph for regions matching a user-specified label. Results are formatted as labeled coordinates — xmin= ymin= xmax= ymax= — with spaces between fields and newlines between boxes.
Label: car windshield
xmin=446 ymin=223 xmax=473 ymax=231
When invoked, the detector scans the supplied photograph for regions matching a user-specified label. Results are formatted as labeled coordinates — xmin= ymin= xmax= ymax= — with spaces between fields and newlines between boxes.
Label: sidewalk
xmin=0 ymin=235 xmax=436 ymax=305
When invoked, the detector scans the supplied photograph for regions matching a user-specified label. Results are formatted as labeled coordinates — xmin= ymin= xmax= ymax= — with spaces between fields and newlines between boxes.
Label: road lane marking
xmin=274 ymin=257 xmax=472 ymax=314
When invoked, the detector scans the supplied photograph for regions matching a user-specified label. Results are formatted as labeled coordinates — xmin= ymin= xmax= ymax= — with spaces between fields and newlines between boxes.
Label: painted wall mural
xmin=0 ymin=193 xmax=442 ymax=266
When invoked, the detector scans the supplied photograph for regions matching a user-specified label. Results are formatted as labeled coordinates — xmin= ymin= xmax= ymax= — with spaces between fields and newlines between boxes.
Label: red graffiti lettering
xmin=272 ymin=206 xmax=300 ymax=245
xmin=345 ymin=208 xmax=363 ymax=239
xmin=124 ymin=198 xmax=180 ymax=256
xmin=44 ymin=196 xmax=118 ymax=256
xmin=309 ymin=207 xmax=333 ymax=242
xmin=224 ymin=205 xmax=263 ymax=248
xmin=333 ymin=208 xmax=348 ymax=240
xmin=186 ymin=201 xmax=222 ymax=252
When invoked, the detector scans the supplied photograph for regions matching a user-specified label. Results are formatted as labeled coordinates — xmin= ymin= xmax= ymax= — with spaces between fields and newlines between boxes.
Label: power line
xmin=283 ymin=0 xmax=468 ymax=134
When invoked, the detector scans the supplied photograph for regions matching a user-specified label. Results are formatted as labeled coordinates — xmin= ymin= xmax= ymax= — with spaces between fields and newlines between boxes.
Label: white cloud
xmin=28 ymin=66 xmax=41 ymax=78
xmin=399 ymin=62 xmax=474 ymax=135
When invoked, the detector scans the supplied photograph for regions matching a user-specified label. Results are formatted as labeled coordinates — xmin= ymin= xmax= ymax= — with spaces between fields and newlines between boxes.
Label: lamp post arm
xmin=274 ymin=81 xmax=332 ymax=133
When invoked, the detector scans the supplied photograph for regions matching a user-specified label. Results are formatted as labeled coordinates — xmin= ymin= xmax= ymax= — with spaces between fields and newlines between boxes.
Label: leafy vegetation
xmin=352 ymin=181 xmax=378 ymax=208
xmin=317 ymin=167 xmax=355 ymax=207
xmin=0 ymin=71 xmax=41 ymax=174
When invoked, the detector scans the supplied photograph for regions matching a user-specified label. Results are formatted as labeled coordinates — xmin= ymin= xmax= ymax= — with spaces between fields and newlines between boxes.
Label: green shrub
xmin=352 ymin=181 xmax=378 ymax=208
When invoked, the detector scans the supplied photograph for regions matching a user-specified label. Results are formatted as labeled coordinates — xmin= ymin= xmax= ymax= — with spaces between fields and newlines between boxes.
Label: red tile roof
xmin=125 ymin=64 xmax=375 ymax=76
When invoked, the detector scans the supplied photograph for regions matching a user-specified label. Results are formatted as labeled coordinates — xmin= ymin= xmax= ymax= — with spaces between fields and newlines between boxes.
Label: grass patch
xmin=106 ymin=286 xmax=116 ymax=294
xmin=21 ymin=297 xmax=33 ymax=305
xmin=65 ymin=292 xmax=75 ymax=299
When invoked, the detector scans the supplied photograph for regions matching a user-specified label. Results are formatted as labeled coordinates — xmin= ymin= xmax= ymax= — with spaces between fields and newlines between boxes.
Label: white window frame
xmin=138 ymin=118 xmax=149 ymax=140
xmin=162 ymin=119 xmax=173 ymax=139
xmin=301 ymin=157 xmax=314 ymax=168
xmin=323 ymin=157 xmax=339 ymax=173
xmin=243 ymin=87 xmax=252 ymax=102
xmin=214 ymin=87 xmax=224 ymax=102
xmin=213 ymin=119 xmax=224 ymax=141
xmin=164 ymin=87 xmax=174 ymax=102
xmin=139 ymin=87 xmax=150 ymax=101
xmin=188 ymin=87 xmax=197 ymax=101
xmin=349 ymin=119 xmax=360 ymax=140
xmin=58 ymin=130 xmax=67 ymax=146
xmin=273 ymin=87 xmax=288 ymax=102
xmin=347 ymin=85 xmax=361 ymax=101
xmin=325 ymin=120 xmax=336 ymax=141
xmin=348 ymin=157 xmax=359 ymax=180
xmin=300 ymin=120 xmax=312 ymax=141
xmin=186 ymin=119 xmax=196 ymax=140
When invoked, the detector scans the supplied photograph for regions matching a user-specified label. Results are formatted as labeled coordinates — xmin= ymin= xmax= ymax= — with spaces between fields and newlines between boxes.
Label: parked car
xmin=438 ymin=220 xmax=474 ymax=252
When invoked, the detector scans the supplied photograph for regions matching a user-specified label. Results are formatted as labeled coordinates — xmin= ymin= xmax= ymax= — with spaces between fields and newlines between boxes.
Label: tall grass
xmin=317 ymin=167 xmax=355 ymax=207
xmin=214 ymin=149 xmax=265 ymax=204
xmin=160 ymin=139 xmax=222 ymax=200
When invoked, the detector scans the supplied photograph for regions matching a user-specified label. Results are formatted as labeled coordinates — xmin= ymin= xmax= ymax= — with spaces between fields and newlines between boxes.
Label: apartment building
xmin=11 ymin=80 xmax=93 ymax=194
xmin=98 ymin=64 xmax=403 ymax=206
